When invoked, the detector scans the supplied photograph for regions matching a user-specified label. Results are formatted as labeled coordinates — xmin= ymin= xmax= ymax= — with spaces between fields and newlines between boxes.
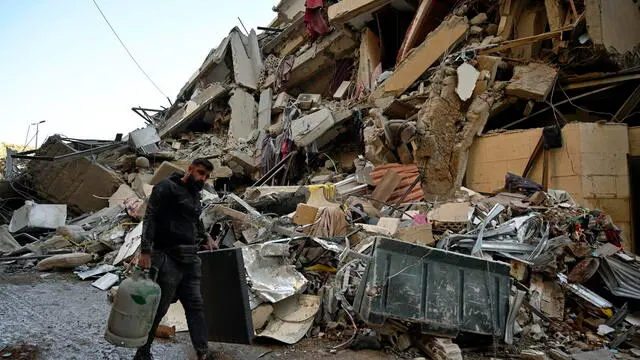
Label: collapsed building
xmin=2 ymin=0 xmax=640 ymax=358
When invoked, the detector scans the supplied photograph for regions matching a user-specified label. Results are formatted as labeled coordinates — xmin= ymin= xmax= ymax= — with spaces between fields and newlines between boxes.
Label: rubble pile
xmin=2 ymin=0 xmax=640 ymax=358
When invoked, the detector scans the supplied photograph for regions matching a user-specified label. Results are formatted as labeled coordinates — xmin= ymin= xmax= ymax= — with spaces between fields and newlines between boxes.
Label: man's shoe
xmin=133 ymin=348 xmax=154 ymax=360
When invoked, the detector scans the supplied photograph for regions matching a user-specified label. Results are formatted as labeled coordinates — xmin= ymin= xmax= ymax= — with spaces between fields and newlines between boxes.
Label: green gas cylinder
xmin=105 ymin=267 xmax=161 ymax=348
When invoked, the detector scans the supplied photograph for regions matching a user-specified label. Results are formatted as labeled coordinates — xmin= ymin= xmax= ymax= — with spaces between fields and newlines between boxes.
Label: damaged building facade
xmin=3 ymin=0 xmax=640 ymax=358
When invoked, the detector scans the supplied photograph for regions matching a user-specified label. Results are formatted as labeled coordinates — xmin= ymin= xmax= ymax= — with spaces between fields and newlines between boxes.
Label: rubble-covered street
xmin=3 ymin=0 xmax=640 ymax=359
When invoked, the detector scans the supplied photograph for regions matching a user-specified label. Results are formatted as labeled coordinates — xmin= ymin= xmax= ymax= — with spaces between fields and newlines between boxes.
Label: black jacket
xmin=141 ymin=173 xmax=206 ymax=255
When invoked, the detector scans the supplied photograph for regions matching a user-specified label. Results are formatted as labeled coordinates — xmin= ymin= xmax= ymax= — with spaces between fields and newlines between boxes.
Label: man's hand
xmin=138 ymin=253 xmax=152 ymax=269
xmin=204 ymin=234 xmax=219 ymax=251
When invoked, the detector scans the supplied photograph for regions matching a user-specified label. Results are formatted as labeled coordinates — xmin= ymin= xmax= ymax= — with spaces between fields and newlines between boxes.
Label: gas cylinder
xmin=105 ymin=267 xmax=161 ymax=348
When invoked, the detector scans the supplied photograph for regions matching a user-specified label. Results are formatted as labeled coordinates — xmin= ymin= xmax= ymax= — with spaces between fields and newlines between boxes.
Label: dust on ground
xmin=0 ymin=266 xmax=402 ymax=360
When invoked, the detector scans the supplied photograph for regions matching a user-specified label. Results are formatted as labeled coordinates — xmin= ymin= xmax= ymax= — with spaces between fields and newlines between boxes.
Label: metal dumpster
xmin=353 ymin=237 xmax=511 ymax=337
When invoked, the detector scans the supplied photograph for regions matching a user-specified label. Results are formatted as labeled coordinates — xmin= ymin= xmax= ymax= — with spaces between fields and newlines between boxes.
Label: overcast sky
xmin=0 ymin=0 xmax=279 ymax=146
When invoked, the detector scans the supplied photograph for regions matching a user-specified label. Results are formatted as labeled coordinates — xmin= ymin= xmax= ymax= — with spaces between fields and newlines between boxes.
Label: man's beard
xmin=187 ymin=175 xmax=205 ymax=192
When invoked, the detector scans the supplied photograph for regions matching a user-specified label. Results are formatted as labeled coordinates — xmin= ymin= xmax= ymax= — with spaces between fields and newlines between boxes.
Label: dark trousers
xmin=139 ymin=250 xmax=208 ymax=356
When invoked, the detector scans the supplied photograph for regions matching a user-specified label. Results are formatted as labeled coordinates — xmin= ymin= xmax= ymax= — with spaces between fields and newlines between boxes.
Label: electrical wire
xmin=558 ymin=83 xmax=617 ymax=118
xmin=91 ymin=0 xmax=170 ymax=102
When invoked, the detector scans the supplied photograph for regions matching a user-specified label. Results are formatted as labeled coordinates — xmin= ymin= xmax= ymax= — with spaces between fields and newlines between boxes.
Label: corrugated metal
xmin=371 ymin=163 xmax=423 ymax=203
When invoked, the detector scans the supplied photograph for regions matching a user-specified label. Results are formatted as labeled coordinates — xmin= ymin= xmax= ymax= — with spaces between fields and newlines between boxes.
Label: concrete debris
xmin=290 ymin=108 xmax=336 ymax=146
xmin=3 ymin=0 xmax=640 ymax=357
xmin=505 ymin=63 xmax=558 ymax=101
xmin=228 ymin=87 xmax=259 ymax=145
xmin=8 ymin=202 xmax=67 ymax=233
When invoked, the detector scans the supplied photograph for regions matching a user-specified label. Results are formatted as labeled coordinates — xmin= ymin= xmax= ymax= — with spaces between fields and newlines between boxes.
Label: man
xmin=134 ymin=158 xmax=217 ymax=360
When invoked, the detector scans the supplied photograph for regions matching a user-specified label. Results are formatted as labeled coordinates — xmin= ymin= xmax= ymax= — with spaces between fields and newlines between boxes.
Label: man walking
xmin=134 ymin=158 xmax=216 ymax=360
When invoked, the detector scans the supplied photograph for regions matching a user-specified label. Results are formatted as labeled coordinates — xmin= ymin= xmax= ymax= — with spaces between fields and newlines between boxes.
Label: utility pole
xmin=31 ymin=120 xmax=46 ymax=149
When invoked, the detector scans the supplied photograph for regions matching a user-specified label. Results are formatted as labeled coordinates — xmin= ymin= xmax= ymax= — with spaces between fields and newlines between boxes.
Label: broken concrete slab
xmin=257 ymin=88 xmax=273 ymax=145
xmin=247 ymin=29 xmax=263 ymax=75
xmin=230 ymin=29 xmax=258 ymax=90
xmin=456 ymin=62 xmax=480 ymax=101
xmin=227 ymin=150 xmax=258 ymax=176
xmin=506 ymin=63 xmax=558 ymax=101
xmin=290 ymin=108 xmax=336 ymax=147
xmin=258 ymin=89 xmax=273 ymax=131
xmin=150 ymin=161 xmax=185 ymax=185
xmin=374 ymin=16 xmax=468 ymax=98
xmin=36 ymin=253 xmax=93 ymax=271
xmin=109 ymin=184 xmax=138 ymax=207
xmin=296 ymin=93 xmax=321 ymax=110
xmin=24 ymin=137 xmax=124 ymax=213
xmin=8 ymin=202 xmax=67 ymax=233
xmin=263 ymin=29 xmax=358 ymax=90
xmin=228 ymin=88 xmax=259 ymax=144
xmin=273 ymin=92 xmax=292 ymax=113
xmin=585 ymin=0 xmax=640 ymax=63
xmin=159 ymin=84 xmax=229 ymax=138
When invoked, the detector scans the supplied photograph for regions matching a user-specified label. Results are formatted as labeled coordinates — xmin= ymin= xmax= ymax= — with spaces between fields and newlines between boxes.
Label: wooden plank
xmin=564 ymin=73 xmax=640 ymax=90
xmin=333 ymin=81 xmax=353 ymax=99
xmin=328 ymin=0 xmax=391 ymax=23
xmin=478 ymin=25 xmax=572 ymax=55
xmin=396 ymin=0 xmax=434 ymax=63
xmin=371 ymin=170 xmax=401 ymax=208
xmin=545 ymin=0 xmax=567 ymax=31
xmin=567 ymin=0 xmax=578 ymax=20
xmin=523 ymin=135 xmax=544 ymax=178
xmin=374 ymin=16 xmax=468 ymax=97
xmin=542 ymin=148 xmax=550 ymax=191
xmin=497 ymin=0 xmax=528 ymax=40
xmin=613 ymin=84 xmax=640 ymax=122
xmin=357 ymin=28 xmax=381 ymax=92
xmin=512 ymin=4 xmax=548 ymax=59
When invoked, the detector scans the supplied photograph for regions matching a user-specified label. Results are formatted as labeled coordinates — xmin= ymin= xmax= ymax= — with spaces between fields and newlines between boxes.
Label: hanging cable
xmin=91 ymin=0 xmax=171 ymax=103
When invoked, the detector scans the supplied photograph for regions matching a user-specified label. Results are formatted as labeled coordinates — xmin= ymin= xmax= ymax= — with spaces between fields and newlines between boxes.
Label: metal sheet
xmin=241 ymin=245 xmax=308 ymax=303
xmin=200 ymin=249 xmax=254 ymax=344
xmin=77 ymin=264 xmax=117 ymax=280
xmin=354 ymin=237 xmax=511 ymax=337
xmin=128 ymin=126 xmax=161 ymax=150
xmin=91 ymin=273 xmax=119 ymax=291
xmin=557 ymin=273 xmax=612 ymax=308
xmin=598 ymin=257 xmax=640 ymax=299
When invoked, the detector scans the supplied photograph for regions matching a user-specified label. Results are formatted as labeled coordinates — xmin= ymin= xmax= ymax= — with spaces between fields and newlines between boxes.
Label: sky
xmin=0 ymin=0 xmax=279 ymax=146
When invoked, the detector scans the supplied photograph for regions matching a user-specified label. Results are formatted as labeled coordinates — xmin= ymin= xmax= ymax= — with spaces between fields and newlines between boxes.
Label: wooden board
xmin=371 ymin=170 xmax=401 ymax=208
xmin=374 ymin=16 xmax=468 ymax=97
